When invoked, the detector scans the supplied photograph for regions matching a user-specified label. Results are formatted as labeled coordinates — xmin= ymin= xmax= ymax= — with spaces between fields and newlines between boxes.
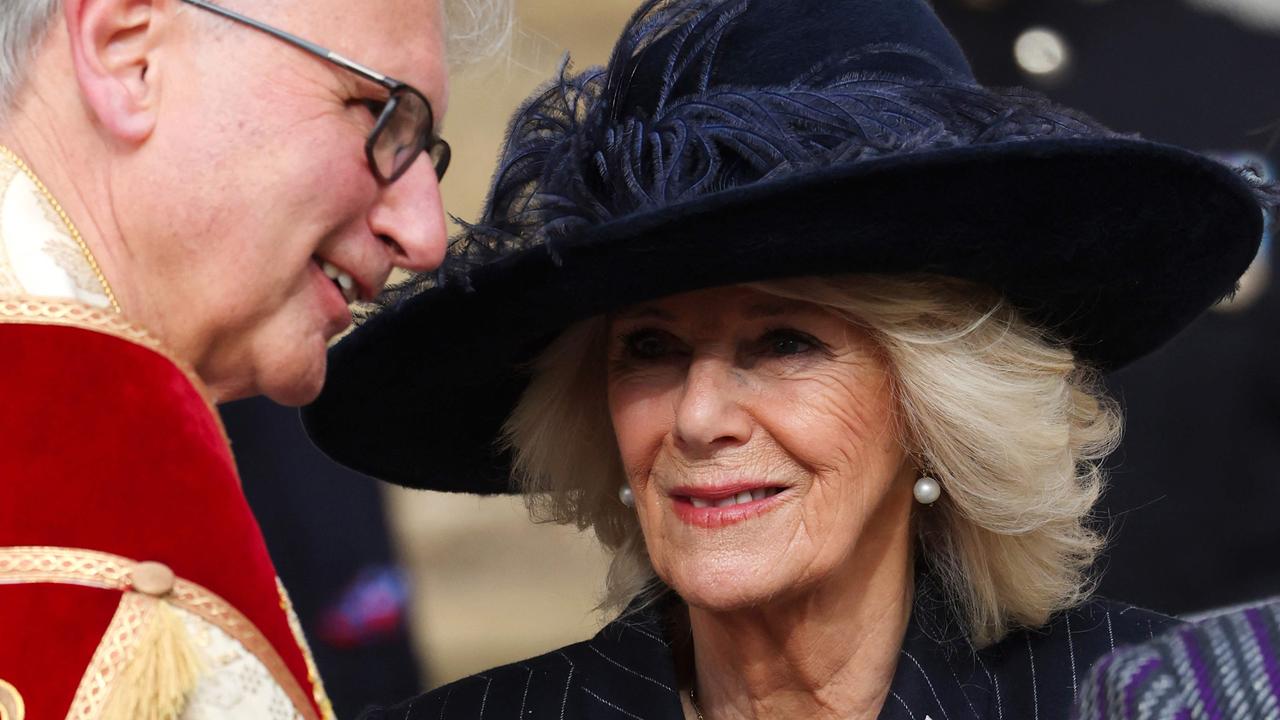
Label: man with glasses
xmin=0 ymin=0 xmax=504 ymax=717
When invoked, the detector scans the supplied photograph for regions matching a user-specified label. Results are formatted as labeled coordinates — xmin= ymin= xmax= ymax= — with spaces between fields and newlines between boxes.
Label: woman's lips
xmin=668 ymin=483 xmax=789 ymax=528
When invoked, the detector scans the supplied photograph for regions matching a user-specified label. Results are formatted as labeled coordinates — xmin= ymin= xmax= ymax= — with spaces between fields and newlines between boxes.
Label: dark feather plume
xmin=374 ymin=0 xmax=1279 ymax=317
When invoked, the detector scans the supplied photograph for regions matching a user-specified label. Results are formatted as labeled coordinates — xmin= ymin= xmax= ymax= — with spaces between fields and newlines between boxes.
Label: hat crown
xmin=447 ymin=0 xmax=1102 ymax=275
xmin=617 ymin=0 xmax=975 ymax=118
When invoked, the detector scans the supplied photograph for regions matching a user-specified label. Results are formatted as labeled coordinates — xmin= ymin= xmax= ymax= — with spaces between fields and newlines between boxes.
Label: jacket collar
xmin=580 ymin=579 xmax=994 ymax=720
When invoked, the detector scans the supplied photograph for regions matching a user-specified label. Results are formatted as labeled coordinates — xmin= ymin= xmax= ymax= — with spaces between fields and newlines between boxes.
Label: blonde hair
xmin=504 ymin=274 xmax=1117 ymax=647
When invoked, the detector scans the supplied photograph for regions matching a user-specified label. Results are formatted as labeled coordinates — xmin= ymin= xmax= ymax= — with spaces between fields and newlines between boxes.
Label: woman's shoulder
xmin=885 ymin=595 xmax=1178 ymax=719
xmin=885 ymin=594 xmax=1172 ymax=717
xmin=981 ymin=597 xmax=1178 ymax=675
xmin=1033 ymin=596 xmax=1181 ymax=651
xmin=980 ymin=598 xmax=1181 ymax=710
xmin=359 ymin=611 xmax=684 ymax=720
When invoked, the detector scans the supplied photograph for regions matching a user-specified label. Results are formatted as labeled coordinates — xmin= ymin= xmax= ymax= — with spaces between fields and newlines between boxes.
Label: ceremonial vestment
xmin=0 ymin=147 xmax=334 ymax=720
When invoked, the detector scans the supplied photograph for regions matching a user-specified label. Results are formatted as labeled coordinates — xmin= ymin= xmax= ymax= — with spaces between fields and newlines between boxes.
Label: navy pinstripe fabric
xmin=361 ymin=590 xmax=1175 ymax=720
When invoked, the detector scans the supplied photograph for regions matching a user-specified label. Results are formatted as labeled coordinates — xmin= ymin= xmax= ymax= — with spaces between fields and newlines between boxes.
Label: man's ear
xmin=64 ymin=0 xmax=171 ymax=143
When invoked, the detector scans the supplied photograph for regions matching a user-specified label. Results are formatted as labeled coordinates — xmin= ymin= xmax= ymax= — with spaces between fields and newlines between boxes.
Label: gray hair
xmin=0 ymin=0 xmax=59 ymax=117
xmin=442 ymin=0 xmax=513 ymax=67
xmin=0 ymin=0 xmax=512 ymax=119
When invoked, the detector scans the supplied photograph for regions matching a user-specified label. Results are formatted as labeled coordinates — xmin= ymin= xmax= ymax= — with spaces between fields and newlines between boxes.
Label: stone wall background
xmin=389 ymin=0 xmax=637 ymax=688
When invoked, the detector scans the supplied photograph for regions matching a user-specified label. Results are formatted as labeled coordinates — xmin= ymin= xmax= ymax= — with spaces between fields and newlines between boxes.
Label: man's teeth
xmin=688 ymin=487 xmax=782 ymax=509
xmin=321 ymin=260 xmax=358 ymax=303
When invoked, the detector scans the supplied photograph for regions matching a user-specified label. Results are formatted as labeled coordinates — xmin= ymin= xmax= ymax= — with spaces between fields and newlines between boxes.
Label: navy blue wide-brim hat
xmin=304 ymin=0 xmax=1274 ymax=493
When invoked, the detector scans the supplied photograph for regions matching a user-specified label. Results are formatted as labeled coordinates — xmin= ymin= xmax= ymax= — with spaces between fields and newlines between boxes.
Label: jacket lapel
xmin=575 ymin=589 xmax=1005 ymax=720
xmin=573 ymin=600 xmax=686 ymax=719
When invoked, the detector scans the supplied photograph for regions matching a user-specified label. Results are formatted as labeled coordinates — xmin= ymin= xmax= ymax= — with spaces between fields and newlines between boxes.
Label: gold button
xmin=131 ymin=561 xmax=176 ymax=597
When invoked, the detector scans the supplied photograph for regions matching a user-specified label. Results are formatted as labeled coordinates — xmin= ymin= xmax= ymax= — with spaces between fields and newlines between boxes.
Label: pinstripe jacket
xmin=362 ymin=589 xmax=1176 ymax=720
xmin=1074 ymin=600 xmax=1280 ymax=719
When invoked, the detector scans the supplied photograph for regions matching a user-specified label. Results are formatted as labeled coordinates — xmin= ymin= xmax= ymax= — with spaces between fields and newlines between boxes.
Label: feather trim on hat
xmin=372 ymin=0 xmax=1277 ymax=316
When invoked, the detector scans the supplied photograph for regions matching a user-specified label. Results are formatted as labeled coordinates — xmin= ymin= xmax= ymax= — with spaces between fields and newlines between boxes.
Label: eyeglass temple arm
xmin=177 ymin=0 xmax=400 ymax=89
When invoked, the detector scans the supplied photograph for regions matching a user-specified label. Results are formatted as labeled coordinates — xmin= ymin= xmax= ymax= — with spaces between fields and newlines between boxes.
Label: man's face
xmin=121 ymin=0 xmax=449 ymax=404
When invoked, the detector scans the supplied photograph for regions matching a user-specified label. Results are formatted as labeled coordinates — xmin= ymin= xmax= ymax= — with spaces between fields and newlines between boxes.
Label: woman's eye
xmin=622 ymin=330 xmax=677 ymax=360
xmin=761 ymin=329 xmax=818 ymax=356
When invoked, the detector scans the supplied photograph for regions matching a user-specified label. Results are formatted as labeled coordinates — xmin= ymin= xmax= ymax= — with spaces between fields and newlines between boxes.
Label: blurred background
xmin=221 ymin=0 xmax=1280 ymax=716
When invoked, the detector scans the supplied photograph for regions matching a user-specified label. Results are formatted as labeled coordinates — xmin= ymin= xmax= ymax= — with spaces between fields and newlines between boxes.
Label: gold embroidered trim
xmin=0 ymin=296 xmax=227 ymax=442
xmin=66 ymin=592 xmax=153 ymax=720
xmin=0 ymin=546 xmax=135 ymax=586
xmin=0 ymin=547 xmax=318 ymax=720
xmin=277 ymin=579 xmax=336 ymax=720
xmin=0 ymin=678 xmax=25 ymax=720
xmin=0 ymin=146 xmax=120 ymax=314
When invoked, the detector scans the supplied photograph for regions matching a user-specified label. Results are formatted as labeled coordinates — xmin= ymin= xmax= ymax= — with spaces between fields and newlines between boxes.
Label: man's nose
xmin=368 ymin=155 xmax=448 ymax=272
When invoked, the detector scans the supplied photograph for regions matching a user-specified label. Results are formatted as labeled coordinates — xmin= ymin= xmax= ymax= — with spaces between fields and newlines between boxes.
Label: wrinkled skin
xmin=2 ymin=0 xmax=448 ymax=404
xmin=607 ymin=284 xmax=918 ymax=719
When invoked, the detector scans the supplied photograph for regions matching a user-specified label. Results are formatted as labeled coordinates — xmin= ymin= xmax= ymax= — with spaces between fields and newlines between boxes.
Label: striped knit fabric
xmin=1074 ymin=601 xmax=1280 ymax=720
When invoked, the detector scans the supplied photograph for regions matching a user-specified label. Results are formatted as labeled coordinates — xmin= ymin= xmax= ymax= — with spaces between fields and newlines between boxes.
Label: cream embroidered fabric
xmin=0 ymin=152 xmax=111 ymax=308
xmin=177 ymin=606 xmax=302 ymax=720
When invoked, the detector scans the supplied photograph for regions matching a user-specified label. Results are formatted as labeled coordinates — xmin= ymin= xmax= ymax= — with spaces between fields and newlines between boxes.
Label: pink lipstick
xmin=668 ymin=482 xmax=789 ymax=528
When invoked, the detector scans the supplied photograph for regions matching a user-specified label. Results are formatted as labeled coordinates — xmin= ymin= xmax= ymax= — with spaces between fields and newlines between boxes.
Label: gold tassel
xmin=102 ymin=598 xmax=205 ymax=720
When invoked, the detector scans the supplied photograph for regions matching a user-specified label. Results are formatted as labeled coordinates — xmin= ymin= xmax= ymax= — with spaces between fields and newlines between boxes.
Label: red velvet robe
xmin=0 ymin=302 xmax=333 ymax=719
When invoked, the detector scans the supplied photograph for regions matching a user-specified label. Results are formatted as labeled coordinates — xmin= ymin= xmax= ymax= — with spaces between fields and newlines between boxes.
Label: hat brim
xmin=303 ymin=138 xmax=1262 ymax=492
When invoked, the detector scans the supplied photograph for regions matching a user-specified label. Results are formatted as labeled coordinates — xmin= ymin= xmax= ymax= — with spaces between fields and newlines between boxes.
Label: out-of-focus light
xmin=1013 ymin=27 xmax=1071 ymax=77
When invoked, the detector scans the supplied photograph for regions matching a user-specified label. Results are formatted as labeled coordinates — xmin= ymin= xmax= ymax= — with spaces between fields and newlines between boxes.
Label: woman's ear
xmin=64 ymin=0 xmax=171 ymax=143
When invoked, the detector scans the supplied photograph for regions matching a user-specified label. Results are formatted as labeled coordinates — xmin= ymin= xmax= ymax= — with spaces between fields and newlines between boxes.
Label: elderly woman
xmin=303 ymin=0 xmax=1274 ymax=717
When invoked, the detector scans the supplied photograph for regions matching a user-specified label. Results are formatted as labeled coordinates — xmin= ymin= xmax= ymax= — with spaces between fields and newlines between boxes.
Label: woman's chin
xmin=664 ymin=564 xmax=799 ymax=613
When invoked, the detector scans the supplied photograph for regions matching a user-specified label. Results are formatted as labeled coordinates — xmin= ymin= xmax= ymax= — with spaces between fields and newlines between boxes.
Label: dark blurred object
xmin=220 ymin=397 xmax=424 ymax=718
xmin=936 ymin=0 xmax=1280 ymax=614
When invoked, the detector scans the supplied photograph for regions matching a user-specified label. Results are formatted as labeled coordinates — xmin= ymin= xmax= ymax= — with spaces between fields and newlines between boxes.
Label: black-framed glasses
xmin=179 ymin=0 xmax=450 ymax=184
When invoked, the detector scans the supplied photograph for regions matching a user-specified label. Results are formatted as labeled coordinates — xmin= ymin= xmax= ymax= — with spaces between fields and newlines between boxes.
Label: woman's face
xmin=607 ymin=285 xmax=916 ymax=610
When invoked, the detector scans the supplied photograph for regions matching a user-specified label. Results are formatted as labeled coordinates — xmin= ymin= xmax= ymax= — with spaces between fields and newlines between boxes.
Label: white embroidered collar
xmin=0 ymin=145 xmax=117 ymax=311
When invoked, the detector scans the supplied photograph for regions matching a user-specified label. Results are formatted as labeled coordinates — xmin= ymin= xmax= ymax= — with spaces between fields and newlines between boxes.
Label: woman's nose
xmin=672 ymin=355 xmax=753 ymax=454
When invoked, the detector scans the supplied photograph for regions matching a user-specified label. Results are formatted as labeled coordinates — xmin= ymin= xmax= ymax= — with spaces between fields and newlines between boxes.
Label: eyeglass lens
xmin=371 ymin=88 xmax=449 ymax=183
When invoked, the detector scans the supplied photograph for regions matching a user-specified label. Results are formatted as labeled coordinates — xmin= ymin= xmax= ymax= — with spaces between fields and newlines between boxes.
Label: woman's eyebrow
xmin=614 ymin=306 xmax=676 ymax=321
xmin=615 ymin=300 xmax=821 ymax=321
xmin=743 ymin=300 xmax=822 ymax=318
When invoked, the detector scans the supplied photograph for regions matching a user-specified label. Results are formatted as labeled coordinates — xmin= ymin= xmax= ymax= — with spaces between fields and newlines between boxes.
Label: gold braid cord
xmin=0 ymin=547 xmax=319 ymax=720
xmin=66 ymin=593 xmax=155 ymax=720
xmin=278 ymin=580 xmax=337 ymax=720
xmin=0 ymin=678 xmax=25 ymax=720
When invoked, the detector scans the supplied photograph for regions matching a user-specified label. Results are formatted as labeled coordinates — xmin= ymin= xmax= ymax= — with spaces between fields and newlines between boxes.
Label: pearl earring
xmin=618 ymin=485 xmax=635 ymax=507
xmin=913 ymin=476 xmax=941 ymax=505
